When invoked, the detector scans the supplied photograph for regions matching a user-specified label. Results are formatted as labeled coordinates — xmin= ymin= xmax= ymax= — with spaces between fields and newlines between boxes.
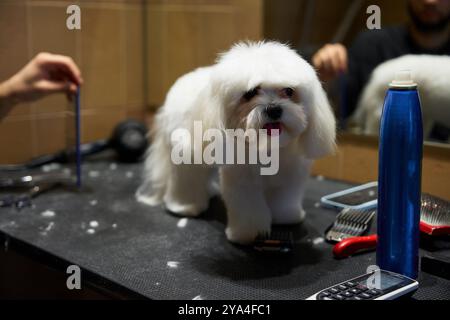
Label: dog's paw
xmin=225 ymin=225 xmax=271 ymax=245
xmin=165 ymin=201 xmax=207 ymax=217
xmin=135 ymin=193 xmax=163 ymax=207
xmin=299 ymin=208 xmax=306 ymax=222
xmin=272 ymin=207 xmax=306 ymax=225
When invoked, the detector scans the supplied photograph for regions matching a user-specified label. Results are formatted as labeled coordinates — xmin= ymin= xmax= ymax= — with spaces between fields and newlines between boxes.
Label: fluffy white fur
xmin=352 ymin=54 xmax=450 ymax=138
xmin=137 ymin=41 xmax=336 ymax=244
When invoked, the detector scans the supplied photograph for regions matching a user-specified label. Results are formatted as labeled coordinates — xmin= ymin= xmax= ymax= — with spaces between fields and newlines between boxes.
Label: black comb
xmin=254 ymin=230 xmax=294 ymax=253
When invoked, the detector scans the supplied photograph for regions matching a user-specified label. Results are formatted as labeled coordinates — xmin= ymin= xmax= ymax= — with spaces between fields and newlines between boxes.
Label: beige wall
xmin=146 ymin=0 xmax=263 ymax=107
xmin=0 ymin=0 xmax=263 ymax=164
xmin=0 ymin=0 xmax=146 ymax=164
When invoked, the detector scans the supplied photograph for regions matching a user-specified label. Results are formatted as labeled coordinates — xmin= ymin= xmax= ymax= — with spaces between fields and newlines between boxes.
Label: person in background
xmin=312 ymin=0 xmax=450 ymax=119
xmin=0 ymin=52 xmax=82 ymax=120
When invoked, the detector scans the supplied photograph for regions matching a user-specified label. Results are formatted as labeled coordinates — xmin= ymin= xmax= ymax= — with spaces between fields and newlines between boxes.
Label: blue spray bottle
xmin=377 ymin=70 xmax=423 ymax=279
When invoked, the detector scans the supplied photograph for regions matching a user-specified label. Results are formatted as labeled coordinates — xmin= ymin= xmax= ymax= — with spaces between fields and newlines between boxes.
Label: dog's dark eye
xmin=243 ymin=88 xmax=259 ymax=101
xmin=283 ymin=88 xmax=294 ymax=98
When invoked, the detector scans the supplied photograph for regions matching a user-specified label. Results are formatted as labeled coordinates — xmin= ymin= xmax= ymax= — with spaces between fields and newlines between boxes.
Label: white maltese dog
xmin=352 ymin=54 xmax=450 ymax=139
xmin=137 ymin=41 xmax=336 ymax=244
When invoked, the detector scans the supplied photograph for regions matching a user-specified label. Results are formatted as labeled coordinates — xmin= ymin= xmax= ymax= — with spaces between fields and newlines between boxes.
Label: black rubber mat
xmin=0 ymin=156 xmax=449 ymax=300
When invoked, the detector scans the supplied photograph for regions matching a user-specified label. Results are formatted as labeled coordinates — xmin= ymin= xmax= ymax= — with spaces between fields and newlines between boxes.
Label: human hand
xmin=312 ymin=43 xmax=348 ymax=82
xmin=2 ymin=52 xmax=83 ymax=106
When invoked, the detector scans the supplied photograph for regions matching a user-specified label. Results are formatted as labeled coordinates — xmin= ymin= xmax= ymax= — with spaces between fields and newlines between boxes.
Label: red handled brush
xmin=333 ymin=194 xmax=450 ymax=259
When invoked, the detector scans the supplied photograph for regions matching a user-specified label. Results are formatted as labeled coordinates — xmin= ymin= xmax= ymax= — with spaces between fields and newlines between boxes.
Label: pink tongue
xmin=263 ymin=122 xmax=282 ymax=136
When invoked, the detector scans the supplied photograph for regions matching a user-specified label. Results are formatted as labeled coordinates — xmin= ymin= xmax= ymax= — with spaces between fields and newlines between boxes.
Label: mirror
xmin=265 ymin=0 xmax=450 ymax=145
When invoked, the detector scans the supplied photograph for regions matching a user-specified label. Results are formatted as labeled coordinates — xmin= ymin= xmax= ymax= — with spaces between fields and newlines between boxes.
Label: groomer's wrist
xmin=0 ymin=78 xmax=20 ymax=109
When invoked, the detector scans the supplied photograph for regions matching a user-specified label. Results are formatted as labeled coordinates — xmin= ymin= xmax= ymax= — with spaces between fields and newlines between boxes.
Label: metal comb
xmin=326 ymin=208 xmax=376 ymax=242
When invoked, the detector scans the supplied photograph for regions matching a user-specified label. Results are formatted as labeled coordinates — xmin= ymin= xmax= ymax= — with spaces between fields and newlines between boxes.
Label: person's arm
xmin=0 ymin=78 xmax=18 ymax=119
xmin=0 ymin=52 xmax=83 ymax=120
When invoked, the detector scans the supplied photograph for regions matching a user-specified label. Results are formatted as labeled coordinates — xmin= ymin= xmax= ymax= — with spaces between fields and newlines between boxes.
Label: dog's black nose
xmin=265 ymin=105 xmax=283 ymax=120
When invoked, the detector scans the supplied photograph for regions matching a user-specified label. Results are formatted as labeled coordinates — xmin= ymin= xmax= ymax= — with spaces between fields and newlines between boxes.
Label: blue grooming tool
xmin=338 ymin=73 xmax=348 ymax=130
xmin=75 ymin=87 xmax=82 ymax=187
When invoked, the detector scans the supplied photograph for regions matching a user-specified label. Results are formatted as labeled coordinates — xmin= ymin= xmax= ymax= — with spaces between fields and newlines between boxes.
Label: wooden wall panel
xmin=0 ymin=0 xmax=147 ymax=164
xmin=146 ymin=0 xmax=263 ymax=108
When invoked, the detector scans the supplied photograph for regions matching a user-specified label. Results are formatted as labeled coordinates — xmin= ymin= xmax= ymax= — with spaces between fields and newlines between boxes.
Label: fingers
xmin=35 ymin=52 xmax=83 ymax=86
xmin=312 ymin=43 xmax=348 ymax=81
xmin=3 ymin=53 xmax=82 ymax=106
xmin=34 ymin=53 xmax=82 ymax=101
xmin=37 ymin=79 xmax=78 ymax=96
xmin=336 ymin=44 xmax=348 ymax=73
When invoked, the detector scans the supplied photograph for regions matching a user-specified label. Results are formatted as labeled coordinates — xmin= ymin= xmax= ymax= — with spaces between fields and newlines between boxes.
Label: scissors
xmin=0 ymin=172 xmax=74 ymax=209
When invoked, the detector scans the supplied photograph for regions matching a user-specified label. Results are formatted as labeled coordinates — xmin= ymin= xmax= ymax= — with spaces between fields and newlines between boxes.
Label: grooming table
xmin=0 ymin=156 xmax=449 ymax=300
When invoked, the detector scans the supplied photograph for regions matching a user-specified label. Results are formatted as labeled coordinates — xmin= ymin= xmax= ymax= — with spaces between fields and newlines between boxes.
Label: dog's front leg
xmin=220 ymin=166 xmax=271 ymax=244
xmin=266 ymin=158 xmax=312 ymax=225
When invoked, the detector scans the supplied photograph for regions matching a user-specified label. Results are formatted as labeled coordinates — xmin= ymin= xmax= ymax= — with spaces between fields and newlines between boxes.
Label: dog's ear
xmin=300 ymin=82 xmax=336 ymax=159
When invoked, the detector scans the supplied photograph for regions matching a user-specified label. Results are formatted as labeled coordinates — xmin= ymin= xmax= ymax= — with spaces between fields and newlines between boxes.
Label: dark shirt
xmin=345 ymin=25 xmax=450 ymax=119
